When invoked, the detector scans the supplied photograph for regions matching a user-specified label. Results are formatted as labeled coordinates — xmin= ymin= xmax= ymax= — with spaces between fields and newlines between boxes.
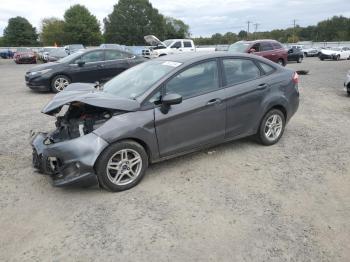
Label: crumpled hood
xmin=144 ymin=35 xmax=166 ymax=47
xmin=42 ymin=83 xmax=141 ymax=115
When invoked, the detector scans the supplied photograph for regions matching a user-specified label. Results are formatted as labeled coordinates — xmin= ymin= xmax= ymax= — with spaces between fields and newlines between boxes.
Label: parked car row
xmin=228 ymin=39 xmax=288 ymax=66
xmin=25 ymin=48 xmax=144 ymax=92
xmin=319 ymin=46 xmax=350 ymax=61
xmin=0 ymin=48 xmax=14 ymax=59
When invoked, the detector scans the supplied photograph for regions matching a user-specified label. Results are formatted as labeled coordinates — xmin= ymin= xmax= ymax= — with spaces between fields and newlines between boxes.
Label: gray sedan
xmin=31 ymin=52 xmax=299 ymax=192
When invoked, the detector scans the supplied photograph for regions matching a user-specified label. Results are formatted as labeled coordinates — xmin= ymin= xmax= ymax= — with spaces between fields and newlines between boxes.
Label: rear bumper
xmin=31 ymin=132 xmax=109 ymax=187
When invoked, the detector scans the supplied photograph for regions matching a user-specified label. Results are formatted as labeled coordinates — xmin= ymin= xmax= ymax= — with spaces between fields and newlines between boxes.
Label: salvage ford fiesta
xmin=31 ymin=53 xmax=299 ymax=192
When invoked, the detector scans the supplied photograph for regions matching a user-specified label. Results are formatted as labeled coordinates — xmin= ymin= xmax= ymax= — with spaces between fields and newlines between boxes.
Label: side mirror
xmin=160 ymin=93 xmax=182 ymax=114
xmin=77 ymin=60 xmax=85 ymax=67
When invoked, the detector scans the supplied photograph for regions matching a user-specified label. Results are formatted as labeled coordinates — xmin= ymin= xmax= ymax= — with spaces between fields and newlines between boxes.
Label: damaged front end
xmin=31 ymin=103 xmax=118 ymax=187
xmin=31 ymin=84 xmax=140 ymax=187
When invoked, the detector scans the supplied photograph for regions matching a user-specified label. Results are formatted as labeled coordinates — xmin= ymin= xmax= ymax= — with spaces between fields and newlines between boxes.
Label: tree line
xmin=0 ymin=0 xmax=190 ymax=47
xmin=0 ymin=0 xmax=349 ymax=47
xmin=194 ymin=16 xmax=350 ymax=45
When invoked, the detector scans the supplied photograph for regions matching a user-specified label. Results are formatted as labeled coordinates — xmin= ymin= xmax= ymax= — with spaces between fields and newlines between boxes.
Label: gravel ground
xmin=0 ymin=57 xmax=349 ymax=261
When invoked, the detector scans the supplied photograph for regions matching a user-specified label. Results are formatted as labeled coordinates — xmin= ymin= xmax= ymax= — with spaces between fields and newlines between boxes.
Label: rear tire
xmin=257 ymin=109 xmax=285 ymax=146
xmin=96 ymin=140 xmax=148 ymax=192
xmin=297 ymin=56 xmax=302 ymax=63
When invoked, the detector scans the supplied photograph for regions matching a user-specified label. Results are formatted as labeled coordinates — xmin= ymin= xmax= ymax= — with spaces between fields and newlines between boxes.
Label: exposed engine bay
xmin=43 ymin=102 xmax=120 ymax=144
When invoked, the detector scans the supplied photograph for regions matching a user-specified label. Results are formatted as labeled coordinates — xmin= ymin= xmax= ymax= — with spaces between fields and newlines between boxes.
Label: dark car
xmin=0 ymin=49 xmax=14 ymax=59
xmin=14 ymin=48 xmax=36 ymax=64
xmin=25 ymin=48 xmax=145 ymax=93
xmin=228 ymin=40 xmax=288 ymax=66
xmin=43 ymin=48 xmax=68 ymax=63
xmin=64 ymin=44 xmax=84 ymax=55
xmin=31 ymin=52 xmax=299 ymax=192
xmin=287 ymin=47 xmax=303 ymax=63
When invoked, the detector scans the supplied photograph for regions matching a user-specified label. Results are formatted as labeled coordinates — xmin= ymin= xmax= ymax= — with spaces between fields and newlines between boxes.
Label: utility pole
xmin=254 ymin=23 xmax=260 ymax=39
xmin=293 ymin=19 xmax=297 ymax=43
xmin=247 ymin=21 xmax=252 ymax=40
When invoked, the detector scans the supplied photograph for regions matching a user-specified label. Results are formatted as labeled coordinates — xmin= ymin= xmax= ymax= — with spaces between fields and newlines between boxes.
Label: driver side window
xmin=165 ymin=60 xmax=219 ymax=99
xmin=251 ymin=43 xmax=261 ymax=52
xmin=171 ymin=41 xmax=182 ymax=49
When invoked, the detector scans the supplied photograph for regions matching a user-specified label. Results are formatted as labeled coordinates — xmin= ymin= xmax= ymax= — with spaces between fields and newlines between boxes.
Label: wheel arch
xmin=50 ymin=73 xmax=72 ymax=85
xmin=94 ymin=137 xmax=153 ymax=169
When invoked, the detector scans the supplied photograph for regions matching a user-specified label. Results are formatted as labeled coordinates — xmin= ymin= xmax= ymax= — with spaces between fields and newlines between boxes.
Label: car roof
xmin=239 ymin=39 xmax=280 ymax=44
xmin=156 ymin=51 xmax=271 ymax=64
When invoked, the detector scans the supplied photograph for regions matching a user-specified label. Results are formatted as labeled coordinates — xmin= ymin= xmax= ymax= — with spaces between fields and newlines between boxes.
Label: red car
xmin=228 ymin=39 xmax=288 ymax=66
xmin=14 ymin=48 xmax=36 ymax=64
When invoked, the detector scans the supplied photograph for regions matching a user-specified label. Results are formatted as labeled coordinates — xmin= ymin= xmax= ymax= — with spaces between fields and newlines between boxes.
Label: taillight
xmin=292 ymin=72 xmax=299 ymax=84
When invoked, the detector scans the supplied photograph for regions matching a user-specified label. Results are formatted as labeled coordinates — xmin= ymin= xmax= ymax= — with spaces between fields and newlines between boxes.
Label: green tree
xmin=63 ymin=4 xmax=102 ymax=45
xmin=165 ymin=17 xmax=190 ymax=39
xmin=238 ymin=30 xmax=248 ymax=40
xmin=104 ymin=0 xmax=166 ymax=45
xmin=2 ymin=16 xmax=38 ymax=46
xmin=40 ymin=18 xmax=65 ymax=46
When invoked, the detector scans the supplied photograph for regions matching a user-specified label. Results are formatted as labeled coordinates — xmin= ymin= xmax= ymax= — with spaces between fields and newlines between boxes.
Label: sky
xmin=0 ymin=0 xmax=349 ymax=37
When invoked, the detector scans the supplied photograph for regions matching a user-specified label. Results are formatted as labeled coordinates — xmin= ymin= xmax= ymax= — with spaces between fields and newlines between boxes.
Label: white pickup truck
xmin=142 ymin=35 xmax=196 ymax=59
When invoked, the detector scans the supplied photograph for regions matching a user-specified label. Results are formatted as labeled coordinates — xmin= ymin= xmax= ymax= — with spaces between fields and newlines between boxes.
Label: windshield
xmin=228 ymin=42 xmax=250 ymax=53
xmin=332 ymin=47 xmax=341 ymax=51
xmin=49 ymin=48 xmax=67 ymax=56
xmin=103 ymin=60 xmax=181 ymax=99
xmin=57 ymin=51 xmax=84 ymax=63
xmin=163 ymin=40 xmax=174 ymax=47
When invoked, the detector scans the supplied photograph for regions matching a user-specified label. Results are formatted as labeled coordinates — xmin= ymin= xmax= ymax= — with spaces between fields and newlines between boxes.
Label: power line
xmin=293 ymin=19 xmax=297 ymax=43
xmin=247 ymin=21 xmax=252 ymax=34
xmin=254 ymin=23 xmax=260 ymax=39
xmin=254 ymin=23 xmax=260 ymax=33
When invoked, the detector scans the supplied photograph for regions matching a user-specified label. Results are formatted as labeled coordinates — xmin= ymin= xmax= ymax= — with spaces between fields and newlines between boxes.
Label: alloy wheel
xmin=54 ymin=77 xmax=69 ymax=91
xmin=106 ymin=149 xmax=142 ymax=186
xmin=264 ymin=114 xmax=283 ymax=142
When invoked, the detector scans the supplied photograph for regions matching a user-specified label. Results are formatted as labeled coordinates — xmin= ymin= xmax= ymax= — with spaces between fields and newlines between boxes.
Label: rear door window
xmin=105 ymin=50 xmax=128 ymax=60
xmin=79 ymin=51 xmax=104 ymax=63
xmin=258 ymin=62 xmax=275 ymax=75
xmin=222 ymin=59 xmax=261 ymax=86
xmin=272 ymin=42 xmax=283 ymax=49
xmin=183 ymin=41 xmax=192 ymax=48
xmin=261 ymin=42 xmax=274 ymax=51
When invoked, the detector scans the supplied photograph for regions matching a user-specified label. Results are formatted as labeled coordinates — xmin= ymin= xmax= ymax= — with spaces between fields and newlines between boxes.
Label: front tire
xmin=96 ymin=140 xmax=148 ymax=192
xmin=51 ymin=75 xmax=70 ymax=93
xmin=277 ymin=59 xmax=285 ymax=66
xmin=297 ymin=56 xmax=303 ymax=63
xmin=257 ymin=109 xmax=285 ymax=146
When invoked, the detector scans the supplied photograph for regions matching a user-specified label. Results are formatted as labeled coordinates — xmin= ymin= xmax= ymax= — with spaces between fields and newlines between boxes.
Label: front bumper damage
xmin=31 ymin=132 xmax=109 ymax=187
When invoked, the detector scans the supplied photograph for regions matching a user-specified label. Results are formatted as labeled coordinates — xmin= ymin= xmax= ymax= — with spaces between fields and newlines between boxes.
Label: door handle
xmin=207 ymin=98 xmax=222 ymax=105
xmin=97 ymin=64 xmax=104 ymax=68
xmin=257 ymin=83 xmax=268 ymax=90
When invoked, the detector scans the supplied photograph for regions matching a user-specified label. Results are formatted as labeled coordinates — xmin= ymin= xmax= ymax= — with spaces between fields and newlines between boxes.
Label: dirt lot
xmin=0 ymin=57 xmax=349 ymax=261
